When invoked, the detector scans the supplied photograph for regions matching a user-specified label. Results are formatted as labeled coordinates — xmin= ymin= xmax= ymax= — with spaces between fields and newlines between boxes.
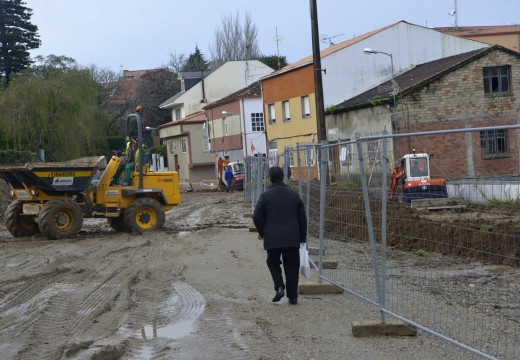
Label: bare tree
xmin=165 ymin=52 xmax=187 ymax=74
xmin=209 ymin=12 xmax=261 ymax=68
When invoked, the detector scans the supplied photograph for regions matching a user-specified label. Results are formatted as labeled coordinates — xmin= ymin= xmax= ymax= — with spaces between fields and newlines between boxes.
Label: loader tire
xmin=124 ymin=198 xmax=165 ymax=233
xmin=108 ymin=215 xmax=128 ymax=232
xmin=5 ymin=200 xmax=40 ymax=237
xmin=38 ymin=199 xmax=83 ymax=240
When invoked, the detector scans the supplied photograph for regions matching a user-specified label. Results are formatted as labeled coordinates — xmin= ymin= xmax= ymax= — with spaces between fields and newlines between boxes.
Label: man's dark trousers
xmin=266 ymin=247 xmax=300 ymax=299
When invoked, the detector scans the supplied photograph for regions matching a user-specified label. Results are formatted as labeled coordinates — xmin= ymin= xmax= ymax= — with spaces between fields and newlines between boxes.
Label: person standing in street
xmin=253 ymin=166 xmax=307 ymax=305
xmin=224 ymin=165 xmax=234 ymax=193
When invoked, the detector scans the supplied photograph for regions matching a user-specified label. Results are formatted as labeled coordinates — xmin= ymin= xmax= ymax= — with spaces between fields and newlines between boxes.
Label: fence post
xmin=244 ymin=156 xmax=251 ymax=204
xmin=306 ymin=146 xmax=312 ymax=250
xmin=297 ymin=143 xmax=302 ymax=195
xmin=380 ymin=131 xmax=389 ymax=323
xmin=251 ymin=156 xmax=259 ymax=212
xmin=356 ymin=135 xmax=384 ymax=323
xmin=318 ymin=141 xmax=328 ymax=283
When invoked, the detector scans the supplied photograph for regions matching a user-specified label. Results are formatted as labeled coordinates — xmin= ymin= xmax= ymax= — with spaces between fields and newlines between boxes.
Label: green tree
xmin=182 ymin=46 xmax=209 ymax=72
xmin=257 ymin=55 xmax=288 ymax=70
xmin=0 ymin=63 xmax=108 ymax=161
xmin=0 ymin=0 xmax=40 ymax=86
xmin=30 ymin=54 xmax=78 ymax=78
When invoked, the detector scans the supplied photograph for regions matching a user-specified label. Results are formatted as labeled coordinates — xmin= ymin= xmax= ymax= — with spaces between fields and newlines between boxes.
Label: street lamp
xmin=363 ymin=48 xmax=398 ymax=134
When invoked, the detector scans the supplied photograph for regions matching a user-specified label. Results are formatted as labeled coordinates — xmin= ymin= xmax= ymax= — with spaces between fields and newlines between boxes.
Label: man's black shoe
xmin=272 ymin=287 xmax=284 ymax=302
xmin=288 ymin=298 xmax=298 ymax=305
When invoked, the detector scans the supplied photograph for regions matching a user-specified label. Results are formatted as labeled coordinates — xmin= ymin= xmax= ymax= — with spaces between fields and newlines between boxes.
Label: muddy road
xmin=0 ymin=191 xmax=477 ymax=359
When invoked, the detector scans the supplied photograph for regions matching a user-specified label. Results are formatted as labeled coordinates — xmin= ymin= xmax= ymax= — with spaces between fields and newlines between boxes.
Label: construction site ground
xmin=0 ymin=184 xmax=513 ymax=360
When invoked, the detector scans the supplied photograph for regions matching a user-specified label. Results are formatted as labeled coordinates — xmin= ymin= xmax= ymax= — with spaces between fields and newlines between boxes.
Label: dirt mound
xmin=322 ymin=188 xmax=520 ymax=266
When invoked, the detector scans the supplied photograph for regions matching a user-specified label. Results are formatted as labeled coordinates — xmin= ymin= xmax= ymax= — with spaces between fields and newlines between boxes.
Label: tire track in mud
xmin=6 ymin=234 xmax=167 ymax=360
xmin=68 ymin=236 xmax=164 ymax=335
xmin=124 ymin=280 xmax=206 ymax=360
xmin=0 ymin=267 xmax=70 ymax=343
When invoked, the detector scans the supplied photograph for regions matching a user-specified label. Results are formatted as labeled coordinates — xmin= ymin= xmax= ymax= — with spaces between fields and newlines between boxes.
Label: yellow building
xmin=261 ymin=64 xmax=318 ymax=179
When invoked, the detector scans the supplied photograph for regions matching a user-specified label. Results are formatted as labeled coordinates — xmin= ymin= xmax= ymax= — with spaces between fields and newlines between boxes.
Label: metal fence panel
xmin=245 ymin=122 xmax=520 ymax=359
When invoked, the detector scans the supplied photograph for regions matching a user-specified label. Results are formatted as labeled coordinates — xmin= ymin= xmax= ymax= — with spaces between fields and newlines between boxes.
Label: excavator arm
xmin=217 ymin=157 xmax=230 ymax=180
xmin=388 ymin=163 xmax=405 ymax=201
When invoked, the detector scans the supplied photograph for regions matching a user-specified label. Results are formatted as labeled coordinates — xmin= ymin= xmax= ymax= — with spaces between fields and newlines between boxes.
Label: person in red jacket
xmin=252 ymin=166 xmax=307 ymax=305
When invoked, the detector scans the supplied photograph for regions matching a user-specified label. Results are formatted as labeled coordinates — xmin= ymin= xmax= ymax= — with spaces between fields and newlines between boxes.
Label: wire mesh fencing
xmin=245 ymin=123 xmax=520 ymax=359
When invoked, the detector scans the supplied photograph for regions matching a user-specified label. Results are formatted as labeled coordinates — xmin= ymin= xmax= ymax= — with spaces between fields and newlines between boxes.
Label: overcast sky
xmin=25 ymin=0 xmax=519 ymax=72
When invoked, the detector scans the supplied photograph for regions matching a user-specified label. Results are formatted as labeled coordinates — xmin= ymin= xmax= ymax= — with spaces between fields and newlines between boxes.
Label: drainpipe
xmin=241 ymin=99 xmax=247 ymax=157
xmin=201 ymin=69 xmax=206 ymax=102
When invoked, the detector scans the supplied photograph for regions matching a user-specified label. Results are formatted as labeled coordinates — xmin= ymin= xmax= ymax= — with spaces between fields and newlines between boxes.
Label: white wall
xmin=322 ymin=22 xmax=489 ymax=107
xmin=240 ymin=97 xmax=267 ymax=157
xmin=176 ymin=61 xmax=273 ymax=116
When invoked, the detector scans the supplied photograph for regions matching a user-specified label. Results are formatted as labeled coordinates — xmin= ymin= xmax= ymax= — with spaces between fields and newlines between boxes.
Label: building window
xmin=367 ymin=142 xmax=379 ymax=165
xmin=305 ymin=146 xmax=315 ymax=165
xmin=268 ymin=141 xmax=278 ymax=166
xmin=181 ymin=138 xmax=187 ymax=153
xmin=222 ymin=120 xmax=228 ymax=136
xmin=480 ymin=129 xmax=508 ymax=157
xmin=483 ymin=66 xmax=510 ymax=94
xmin=340 ymin=143 xmax=352 ymax=166
xmin=282 ymin=100 xmax=291 ymax=122
xmin=301 ymin=95 xmax=310 ymax=118
xmin=203 ymin=136 xmax=210 ymax=152
xmin=285 ymin=145 xmax=294 ymax=166
xmin=175 ymin=108 xmax=182 ymax=120
xmin=268 ymin=104 xmax=276 ymax=124
xmin=251 ymin=113 xmax=264 ymax=131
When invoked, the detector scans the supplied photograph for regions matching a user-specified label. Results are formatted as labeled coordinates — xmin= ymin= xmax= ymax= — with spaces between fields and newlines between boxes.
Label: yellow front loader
xmin=0 ymin=111 xmax=181 ymax=240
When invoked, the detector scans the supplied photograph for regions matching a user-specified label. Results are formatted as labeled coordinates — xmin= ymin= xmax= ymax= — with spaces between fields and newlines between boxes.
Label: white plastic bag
xmin=299 ymin=244 xmax=310 ymax=278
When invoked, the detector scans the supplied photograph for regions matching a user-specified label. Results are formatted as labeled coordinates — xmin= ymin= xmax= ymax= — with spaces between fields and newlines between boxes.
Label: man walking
xmin=224 ymin=165 xmax=234 ymax=193
xmin=253 ymin=166 xmax=307 ymax=305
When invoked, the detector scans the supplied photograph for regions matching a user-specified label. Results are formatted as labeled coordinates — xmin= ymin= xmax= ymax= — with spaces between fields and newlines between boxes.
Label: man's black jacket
xmin=252 ymin=182 xmax=307 ymax=250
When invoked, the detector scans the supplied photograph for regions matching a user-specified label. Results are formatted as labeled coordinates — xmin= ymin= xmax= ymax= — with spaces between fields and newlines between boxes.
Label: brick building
xmin=327 ymin=45 xmax=520 ymax=180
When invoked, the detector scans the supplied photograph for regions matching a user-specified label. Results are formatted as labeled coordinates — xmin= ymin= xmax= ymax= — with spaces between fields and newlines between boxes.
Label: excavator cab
xmin=408 ymin=158 xmax=429 ymax=178
xmin=389 ymin=151 xmax=447 ymax=203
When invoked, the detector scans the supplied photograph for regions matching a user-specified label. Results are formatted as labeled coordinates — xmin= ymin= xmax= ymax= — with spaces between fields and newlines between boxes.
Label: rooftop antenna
xmin=320 ymin=33 xmax=345 ymax=47
xmin=274 ymin=27 xmax=284 ymax=69
xmin=449 ymin=0 xmax=458 ymax=27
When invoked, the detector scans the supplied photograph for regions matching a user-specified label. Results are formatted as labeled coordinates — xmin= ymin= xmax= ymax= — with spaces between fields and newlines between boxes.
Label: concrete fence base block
xmin=298 ymin=282 xmax=343 ymax=295
xmin=248 ymin=227 xmax=258 ymax=233
xmin=351 ymin=320 xmax=417 ymax=337
xmin=243 ymin=213 xmax=252 ymax=218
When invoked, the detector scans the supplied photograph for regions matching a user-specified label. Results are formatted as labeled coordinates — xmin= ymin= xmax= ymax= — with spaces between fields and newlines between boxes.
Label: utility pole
xmin=310 ymin=0 xmax=326 ymax=142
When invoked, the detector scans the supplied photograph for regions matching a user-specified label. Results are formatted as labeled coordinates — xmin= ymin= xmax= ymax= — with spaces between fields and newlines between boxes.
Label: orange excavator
xmin=388 ymin=150 xmax=448 ymax=203
xmin=217 ymin=157 xmax=245 ymax=191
